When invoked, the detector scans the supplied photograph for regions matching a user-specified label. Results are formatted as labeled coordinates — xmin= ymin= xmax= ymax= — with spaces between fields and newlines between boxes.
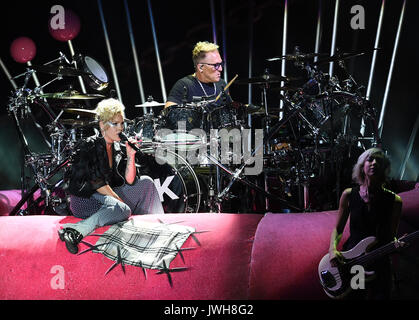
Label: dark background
xmin=0 ymin=0 xmax=418 ymax=190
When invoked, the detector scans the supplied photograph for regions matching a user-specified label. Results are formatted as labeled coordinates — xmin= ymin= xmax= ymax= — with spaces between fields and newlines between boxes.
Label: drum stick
xmin=215 ymin=74 xmax=238 ymax=102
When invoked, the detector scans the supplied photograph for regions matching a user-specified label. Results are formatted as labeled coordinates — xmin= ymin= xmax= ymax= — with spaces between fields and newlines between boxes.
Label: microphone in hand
xmin=118 ymin=132 xmax=141 ymax=153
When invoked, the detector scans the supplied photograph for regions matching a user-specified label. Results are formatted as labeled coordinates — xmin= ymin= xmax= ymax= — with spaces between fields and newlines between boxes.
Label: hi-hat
xmin=135 ymin=100 xmax=165 ymax=107
xmin=40 ymin=90 xmax=105 ymax=100
xmin=63 ymin=108 xmax=97 ymax=117
xmin=31 ymin=64 xmax=88 ymax=77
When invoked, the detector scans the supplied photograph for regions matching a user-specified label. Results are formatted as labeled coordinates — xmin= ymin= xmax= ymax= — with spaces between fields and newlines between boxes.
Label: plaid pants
xmin=63 ymin=176 xmax=164 ymax=237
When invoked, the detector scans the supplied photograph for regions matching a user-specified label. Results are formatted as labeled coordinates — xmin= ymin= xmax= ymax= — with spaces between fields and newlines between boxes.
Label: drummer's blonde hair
xmin=192 ymin=41 xmax=219 ymax=67
xmin=95 ymin=98 xmax=125 ymax=123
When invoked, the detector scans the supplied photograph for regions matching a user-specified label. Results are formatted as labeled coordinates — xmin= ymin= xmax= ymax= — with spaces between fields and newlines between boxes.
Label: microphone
xmin=118 ymin=132 xmax=141 ymax=152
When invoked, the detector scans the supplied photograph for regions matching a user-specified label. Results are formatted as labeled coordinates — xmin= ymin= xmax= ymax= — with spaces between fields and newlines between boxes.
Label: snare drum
xmin=75 ymin=54 xmax=109 ymax=91
xmin=157 ymin=105 xmax=206 ymax=150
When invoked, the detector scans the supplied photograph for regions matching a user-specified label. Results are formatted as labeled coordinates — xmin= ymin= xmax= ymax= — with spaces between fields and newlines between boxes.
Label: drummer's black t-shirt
xmin=166 ymin=74 xmax=232 ymax=107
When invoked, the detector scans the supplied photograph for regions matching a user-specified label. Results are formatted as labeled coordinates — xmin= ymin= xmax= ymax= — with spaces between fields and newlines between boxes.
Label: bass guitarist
xmin=328 ymin=147 xmax=402 ymax=299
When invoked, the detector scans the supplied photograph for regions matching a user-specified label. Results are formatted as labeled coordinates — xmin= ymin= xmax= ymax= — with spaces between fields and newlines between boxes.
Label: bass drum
xmin=137 ymin=148 xmax=202 ymax=213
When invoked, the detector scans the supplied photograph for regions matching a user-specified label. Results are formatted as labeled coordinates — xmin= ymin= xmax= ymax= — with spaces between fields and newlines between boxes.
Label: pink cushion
xmin=248 ymin=211 xmax=350 ymax=300
xmin=0 ymin=213 xmax=262 ymax=300
xmin=398 ymin=188 xmax=419 ymax=228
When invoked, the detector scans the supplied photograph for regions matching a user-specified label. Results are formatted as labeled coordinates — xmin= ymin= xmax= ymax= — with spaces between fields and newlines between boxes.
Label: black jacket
xmin=66 ymin=135 xmax=127 ymax=198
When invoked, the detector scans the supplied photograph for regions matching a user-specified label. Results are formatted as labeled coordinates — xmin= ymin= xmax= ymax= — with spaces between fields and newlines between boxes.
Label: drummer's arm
xmin=164 ymin=101 xmax=177 ymax=109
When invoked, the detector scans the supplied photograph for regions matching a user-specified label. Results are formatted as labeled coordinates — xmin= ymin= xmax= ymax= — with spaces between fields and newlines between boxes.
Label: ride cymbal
xmin=311 ymin=48 xmax=379 ymax=65
xmin=267 ymin=53 xmax=328 ymax=61
xmin=236 ymin=73 xmax=297 ymax=85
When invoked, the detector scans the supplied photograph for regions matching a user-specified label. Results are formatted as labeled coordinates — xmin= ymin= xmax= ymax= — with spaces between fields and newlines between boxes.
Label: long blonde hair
xmin=352 ymin=148 xmax=391 ymax=185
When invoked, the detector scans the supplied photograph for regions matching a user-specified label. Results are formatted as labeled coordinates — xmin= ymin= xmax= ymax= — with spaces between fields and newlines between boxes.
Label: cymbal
xmin=312 ymin=49 xmax=379 ymax=65
xmin=59 ymin=119 xmax=98 ymax=127
xmin=63 ymin=108 xmax=97 ymax=117
xmin=32 ymin=64 xmax=88 ymax=77
xmin=40 ymin=90 xmax=105 ymax=100
xmin=251 ymin=107 xmax=284 ymax=116
xmin=135 ymin=100 xmax=165 ymax=107
xmin=270 ymin=85 xmax=301 ymax=92
xmin=236 ymin=73 xmax=296 ymax=85
xmin=267 ymin=53 xmax=328 ymax=61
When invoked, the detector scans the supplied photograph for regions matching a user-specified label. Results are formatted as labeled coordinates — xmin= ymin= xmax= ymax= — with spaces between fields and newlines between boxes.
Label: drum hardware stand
xmin=202 ymin=101 xmax=222 ymax=213
xmin=213 ymin=101 xmax=304 ymax=212
xmin=9 ymin=155 xmax=72 ymax=216
xmin=7 ymin=75 xmax=70 ymax=215
xmin=9 ymin=97 xmax=72 ymax=216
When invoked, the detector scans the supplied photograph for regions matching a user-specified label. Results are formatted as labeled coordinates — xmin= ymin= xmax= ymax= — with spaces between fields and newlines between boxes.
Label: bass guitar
xmin=318 ymin=230 xmax=419 ymax=299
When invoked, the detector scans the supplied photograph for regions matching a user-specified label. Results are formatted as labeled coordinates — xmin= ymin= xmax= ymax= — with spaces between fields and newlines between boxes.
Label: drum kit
xmin=6 ymin=46 xmax=380 ymax=216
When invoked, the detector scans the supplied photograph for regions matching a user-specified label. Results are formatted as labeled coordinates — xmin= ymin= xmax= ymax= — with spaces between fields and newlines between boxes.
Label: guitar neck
xmin=349 ymin=230 xmax=419 ymax=268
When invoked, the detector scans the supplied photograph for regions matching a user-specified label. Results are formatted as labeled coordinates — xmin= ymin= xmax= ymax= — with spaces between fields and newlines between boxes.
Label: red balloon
xmin=10 ymin=37 xmax=37 ymax=63
xmin=48 ymin=8 xmax=81 ymax=41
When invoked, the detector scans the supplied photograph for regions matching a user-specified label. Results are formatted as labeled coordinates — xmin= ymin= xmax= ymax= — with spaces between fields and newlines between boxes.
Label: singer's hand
xmin=125 ymin=137 xmax=139 ymax=157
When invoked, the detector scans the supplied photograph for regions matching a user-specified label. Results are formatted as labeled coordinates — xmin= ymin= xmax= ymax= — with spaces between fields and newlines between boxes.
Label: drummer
xmin=164 ymin=41 xmax=233 ymax=109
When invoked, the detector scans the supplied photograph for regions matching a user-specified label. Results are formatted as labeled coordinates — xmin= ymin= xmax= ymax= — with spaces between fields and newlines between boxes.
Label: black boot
xmin=58 ymin=228 xmax=83 ymax=254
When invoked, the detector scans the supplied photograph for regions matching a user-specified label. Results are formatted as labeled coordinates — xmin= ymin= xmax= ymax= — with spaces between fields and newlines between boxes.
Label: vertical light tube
xmin=0 ymin=57 xmax=17 ymax=89
xmin=221 ymin=0 xmax=228 ymax=82
xmin=210 ymin=0 xmax=217 ymax=44
xmin=97 ymin=0 xmax=122 ymax=102
xmin=279 ymin=0 xmax=288 ymax=119
xmin=124 ymin=0 xmax=146 ymax=105
xmin=360 ymin=0 xmax=385 ymax=140
xmin=314 ymin=0 xmax=322 ymax=63
xmin=147 ymin=0 xmax=167 ymax=102
xmin=399 ymin=114 xmax=419 ymax=180
xmin=378 ymin=0 xmax=407 ymax=138
xmin=329 ymin=0 xmax=340 ymax=76
xmin=247 ymin=0 xmax=254 ymax=128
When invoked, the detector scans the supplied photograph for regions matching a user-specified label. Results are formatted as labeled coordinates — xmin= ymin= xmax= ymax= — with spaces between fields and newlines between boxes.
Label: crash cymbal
xmin=135 ymin=100 xmax=165 ymax=107
xmin=63 ymin=108 xmax=97 ymax=117
xmin=32 ymin=64 xmax=88 ymax=77
xmin=59 ymin=119 xmax=98 ymax=127
xmin=40 ymin=90 xmax=105 ymax=100
xmin=267 ymin=53 xmax=328 ymax=61
xmin=236 ymin=73 xmax=297 ymax=85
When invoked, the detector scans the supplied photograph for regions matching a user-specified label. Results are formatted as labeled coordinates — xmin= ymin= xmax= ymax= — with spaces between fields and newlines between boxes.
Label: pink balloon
xmin=48 ymin=8 xmax=81 ymax=41
xmin=10 ymin=37 xmax=37 ymax=63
